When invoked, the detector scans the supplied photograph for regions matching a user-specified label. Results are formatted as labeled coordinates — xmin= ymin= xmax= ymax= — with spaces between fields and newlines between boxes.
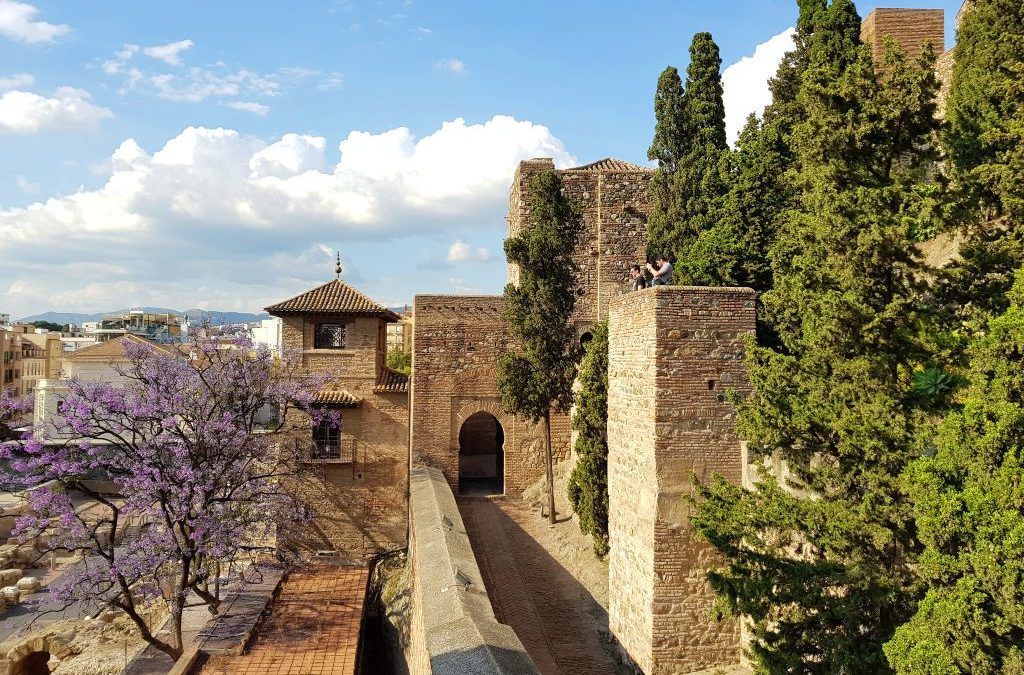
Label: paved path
xmin=458 ymin=497 xmax=620 ymax=675
xmin=197 ymin=565 xmax=367 ymax=675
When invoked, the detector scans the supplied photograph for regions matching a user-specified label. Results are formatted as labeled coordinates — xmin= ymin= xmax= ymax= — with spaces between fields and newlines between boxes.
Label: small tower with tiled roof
xmin=266 ymin=260 xmax=408 ymax=563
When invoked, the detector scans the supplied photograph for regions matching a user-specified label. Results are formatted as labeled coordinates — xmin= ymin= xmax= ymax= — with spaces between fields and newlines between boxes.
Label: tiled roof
xmin=315 ymin=389 xmax=361 ymax=407
xmin=565 ymin=157 xmax=653 ymax=173
xmin=374 ymin=367 xmax=409 ymax=394
xmin=265 ymin=279 xmax=401 ymax=320
xmin=66 ymin=334 xmax=178 ymax=361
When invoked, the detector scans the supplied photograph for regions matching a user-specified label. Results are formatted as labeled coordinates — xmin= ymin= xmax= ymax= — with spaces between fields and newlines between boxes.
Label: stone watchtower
xmin=607 ymin=285 xmax=756 ymax=673
xmin=266 ymin=263 xmax=410 ymax=563
xmin=508 ymin=157 xmax=654 ymax=328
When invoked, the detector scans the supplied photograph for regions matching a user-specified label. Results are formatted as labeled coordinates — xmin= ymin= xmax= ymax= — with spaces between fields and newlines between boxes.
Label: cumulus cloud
xmin=142 ymin=39 xmax=194 ymax=66
xmin=223 ymin=100 xmax=270 ymax=116
xmin=0 ymin=73 xmax=33 ymax=90
xmin=446 ymin=240 xmax=491 ymax=263
xmin=434 ymin=58 xmax=465 ymax=75
xmin=722 ymin=27 xmax=795 ymax=144
xmin=0 ymin=116 xmax=576 ymax=314
xmin=0 ymin=86 xmax=113 ymax=133
xmin=0 ymin=0 xmax=69 ymax=43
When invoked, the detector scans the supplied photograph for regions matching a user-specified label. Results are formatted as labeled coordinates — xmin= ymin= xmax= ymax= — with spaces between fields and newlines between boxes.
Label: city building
xmin=385 ymin=308 xmax=412 ymax=353
xmin=249 ymin=317 xmax=283 ymax=353
xmin=92 ymin=310 xmax=185 ymax=343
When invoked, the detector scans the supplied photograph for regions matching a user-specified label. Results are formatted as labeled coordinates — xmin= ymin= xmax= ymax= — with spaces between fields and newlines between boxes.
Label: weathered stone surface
xmin=608 ymin=286 xmax=755 ymax=674
xmin=410 ymin=295 xmax=570 ymax=497
xmin=407 ymin=466 xmax=539 ymax=675
xmin=861 ymin=8 xmax=944 ymax=65
xmin=276 ymin=312 xmax=409 ymax=563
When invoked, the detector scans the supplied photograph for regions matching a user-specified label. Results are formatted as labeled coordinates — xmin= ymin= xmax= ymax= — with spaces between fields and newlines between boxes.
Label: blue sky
xmin=0 ymin=0 xmax=963 ymax=317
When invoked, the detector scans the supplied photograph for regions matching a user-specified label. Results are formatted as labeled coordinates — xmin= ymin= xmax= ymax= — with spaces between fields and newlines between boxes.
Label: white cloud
xmin=722 ymin=27 xmax=796 ymax=145
xmin=0 ymin=0 xmax=69 ymax=43
xmin=446 ymin=240 xmax=491 ymax=263
xmin=0 ymin=87 xmax=113 ymax=133
xmin=142 ymin=39 xmax=194 ymax=66
xmin=0 ymin=116 xmax=576 ymax=314
xmin=14 ymin=175 xmax=39 ymax=194
xmin=434 ymin=58 xmax=465 ymax=75
xmin=0 ymin=73 xmax=32 ymax=90
xmin=223 ymin=100 xmax=270 ymax=116
xmin=147 ymin=68 xmax=279 ymax=102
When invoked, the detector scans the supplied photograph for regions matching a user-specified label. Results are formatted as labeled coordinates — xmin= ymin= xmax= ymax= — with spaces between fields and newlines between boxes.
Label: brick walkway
xmin=197 ymin=565 xmax=367 ymax=675
xmin=459 ymin=498 xmax=621 ymax=675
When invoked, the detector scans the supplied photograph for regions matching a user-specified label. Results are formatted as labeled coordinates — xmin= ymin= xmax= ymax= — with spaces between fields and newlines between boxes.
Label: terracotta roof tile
xmin=315 ymin=389 xmax=360 ymax=407
xmin=265 ymin=279 xmax=400 ymax=320
xmin=564 ymin=157 xmax=653 ymax=173
xmin=374 ymin=367 xmax=409 ymax=394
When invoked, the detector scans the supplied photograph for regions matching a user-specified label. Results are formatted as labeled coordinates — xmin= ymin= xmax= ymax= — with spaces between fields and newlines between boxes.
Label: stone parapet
xmin=407 ymin=466 xmax=539 ymax=675
xmin=607 ymin=286 xmax=755 ymax=674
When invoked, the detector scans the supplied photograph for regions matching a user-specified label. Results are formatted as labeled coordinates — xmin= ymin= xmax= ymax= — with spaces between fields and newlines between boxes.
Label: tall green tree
xmin=692 ymin=14 xmax=944 ymax=672
xmin=886 ymin=269 xmax=1024 ymax=674
xmin=678 ymin=0 xmax=829 ymax=292
xmin=499 ymin=170 xmax=581 ymax=525
xmin=935 ymin=0 xmax=1024 ymax=331
xmin=567 ymin=320 xmax=609 ymax=556
xmin=647 ymin=66 xmax=687 ymax=259
xmin=646 ymin=33 xmax=728 ymax=268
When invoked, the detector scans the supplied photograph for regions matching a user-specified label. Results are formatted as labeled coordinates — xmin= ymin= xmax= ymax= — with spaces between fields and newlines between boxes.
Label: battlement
xmin=861 ymin=8 xmax=945 ymax=64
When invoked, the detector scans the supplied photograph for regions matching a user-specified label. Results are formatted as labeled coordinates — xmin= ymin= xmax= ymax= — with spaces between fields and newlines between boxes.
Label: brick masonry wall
xmin=278 ymin=312 xmax=409 ymax=564
xmin=608 ymin=286 xmax=755 ymax=674
xmin=861 ymin=8 xmax=944 ymax=65
xmin=508 ymin=159 xmax=653 ymax=331
xmin=410 ymin=295 xmax=570 ymax=496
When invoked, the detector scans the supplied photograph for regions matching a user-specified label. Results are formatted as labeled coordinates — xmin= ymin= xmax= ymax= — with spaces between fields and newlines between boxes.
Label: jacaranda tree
xmin=0 ymin=333 xmax=334 ymax=660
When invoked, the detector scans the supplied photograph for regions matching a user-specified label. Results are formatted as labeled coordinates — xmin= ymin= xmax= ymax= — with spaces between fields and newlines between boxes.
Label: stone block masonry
xmin=508 ymin=158 xmax=653 ymax=330
xmin=607 ymin=285 xmax=755 ymax=674
xmin=861 ymin=8 xmax=944 ymax=65
xmin=410 ymin=295 xmax=570 ymax=497
xmin=407 ymin=466 xmax=539 ymax=675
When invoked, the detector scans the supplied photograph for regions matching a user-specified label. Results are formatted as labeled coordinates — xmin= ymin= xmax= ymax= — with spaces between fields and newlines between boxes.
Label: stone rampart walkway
xmin=196 ymin=565 xmax=367 ymax=675
xmin=458 ymin=497 xmax=622 ymax=675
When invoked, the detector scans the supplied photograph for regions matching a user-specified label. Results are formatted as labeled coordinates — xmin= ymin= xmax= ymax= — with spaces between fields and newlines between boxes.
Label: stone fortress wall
xmin=412 ymin=158 xmax=654 ymax=498
xmin=607 ymin=286 xmax=755 ymax=673
xmin=508 ymin=158 xmax=655 ymax=329
xmin=409 ymin=295 xmax=570 ymax=497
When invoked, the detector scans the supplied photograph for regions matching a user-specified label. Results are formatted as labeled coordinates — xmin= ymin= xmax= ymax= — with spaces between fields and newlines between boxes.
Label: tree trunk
xmin=544 ymin=409 xmax=556 ymax=525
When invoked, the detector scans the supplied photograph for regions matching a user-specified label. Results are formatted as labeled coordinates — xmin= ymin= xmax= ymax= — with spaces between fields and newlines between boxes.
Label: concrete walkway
xmin=458 ymin=497 xmax=621 ymax=675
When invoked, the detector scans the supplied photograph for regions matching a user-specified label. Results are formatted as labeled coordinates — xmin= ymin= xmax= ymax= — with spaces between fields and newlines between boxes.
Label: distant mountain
xmin=18 ymin=308 xmax=269 ymax=326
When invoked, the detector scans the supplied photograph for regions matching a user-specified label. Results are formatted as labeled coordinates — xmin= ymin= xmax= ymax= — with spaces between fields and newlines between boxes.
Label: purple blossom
xmin=1 ymin=332 xmax=328 ymax=661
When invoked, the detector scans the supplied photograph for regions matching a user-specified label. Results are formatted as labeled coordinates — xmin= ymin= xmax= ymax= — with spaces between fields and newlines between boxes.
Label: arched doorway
xmin=458 ymin=411 xmax=504 ymax=495
xmin=12 ymin=651 xmax=51 ymax=675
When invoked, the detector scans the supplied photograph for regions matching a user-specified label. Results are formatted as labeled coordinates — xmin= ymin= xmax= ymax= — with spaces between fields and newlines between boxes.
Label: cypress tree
xmin=672 ymin=33 xmax=729 ymax=271
xmin=886 ymin=269 xmax=1024 ymax=674
xmin=647 ymin=66 xmax=686 ymax=260
xmin=935 ymin=0 xmax=1024 ymax=329
xmin=680 ymin=1 xmax=827 ymax=293
xmin=646 ymin=33 xmax=728 ymax=268
xmin=567 ymin=320 xmax=609 ymax=556
xmin=692 ymin=11 xmax=944 ymax=671
xmin=499 ymin=170 xmax=581 ymax=525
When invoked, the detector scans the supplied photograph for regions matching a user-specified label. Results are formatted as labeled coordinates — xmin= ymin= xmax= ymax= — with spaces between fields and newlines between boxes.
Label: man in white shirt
xmin=647 ymin=256 xmax=673 ymax=286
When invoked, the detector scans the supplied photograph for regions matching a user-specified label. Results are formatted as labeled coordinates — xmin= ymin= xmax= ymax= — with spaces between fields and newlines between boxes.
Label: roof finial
xmin=335 ymin=251 xmax=342 ymax=279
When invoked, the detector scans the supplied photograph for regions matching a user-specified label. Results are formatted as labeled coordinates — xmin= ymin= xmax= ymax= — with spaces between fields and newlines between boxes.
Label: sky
xmin=0 ymin=0 xmax=964 ymax=318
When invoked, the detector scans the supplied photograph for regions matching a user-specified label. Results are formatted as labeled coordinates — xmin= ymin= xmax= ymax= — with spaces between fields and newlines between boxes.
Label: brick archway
xmin=450 ymin=397 xmax=512 ymax=495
